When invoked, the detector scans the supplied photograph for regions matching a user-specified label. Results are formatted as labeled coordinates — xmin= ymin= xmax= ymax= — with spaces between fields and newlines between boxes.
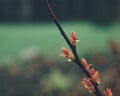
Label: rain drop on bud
xmin=67 ymin=59 xmax=72 ymax=62
xmin=97 ymin=79 xmax=101 ymax=84
xmin=76 ymin=38 xmax=80 ymax=43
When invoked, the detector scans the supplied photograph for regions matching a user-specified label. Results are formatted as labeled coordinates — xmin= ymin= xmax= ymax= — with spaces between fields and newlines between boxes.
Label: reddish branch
xmin=44 ymin=0 xmax=103 ymax=96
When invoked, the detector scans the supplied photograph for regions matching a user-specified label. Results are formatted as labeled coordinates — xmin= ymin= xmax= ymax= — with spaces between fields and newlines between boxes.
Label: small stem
xmin=44 ymin=0 xmax=72 ymax=48
xmin=44 ymin=0 xmax=102 ymax=96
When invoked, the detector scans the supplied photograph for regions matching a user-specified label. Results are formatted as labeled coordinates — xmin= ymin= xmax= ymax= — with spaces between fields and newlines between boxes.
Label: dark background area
xmin=0 ymin=0 xmax=120 ymax=24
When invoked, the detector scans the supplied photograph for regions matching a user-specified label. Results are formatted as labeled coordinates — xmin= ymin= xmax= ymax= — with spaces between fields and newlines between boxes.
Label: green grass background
xmin=0 ymin=22 xmax=120 ymax=58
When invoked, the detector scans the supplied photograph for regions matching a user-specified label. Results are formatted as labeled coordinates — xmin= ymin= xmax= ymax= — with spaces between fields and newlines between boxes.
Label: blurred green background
xmin=0 ymin=22 xmax=120 ymax=58
xmin=0 ymin=0 xmax=120 ymax=96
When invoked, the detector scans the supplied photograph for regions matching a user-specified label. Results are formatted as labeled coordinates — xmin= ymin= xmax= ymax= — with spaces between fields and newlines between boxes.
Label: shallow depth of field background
xmin=0 ymin=0 xmax=120 ymax=96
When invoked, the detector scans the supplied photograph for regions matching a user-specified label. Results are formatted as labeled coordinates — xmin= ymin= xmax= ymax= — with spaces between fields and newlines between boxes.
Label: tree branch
xmin=44 ymin=0 xmax=102 ymax=96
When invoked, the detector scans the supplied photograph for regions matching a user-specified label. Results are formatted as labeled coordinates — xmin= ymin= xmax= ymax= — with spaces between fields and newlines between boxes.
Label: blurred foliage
xmin=0 ymin=22 xmax=120 ymax=58
xmin=0 ymin=39 xmax=120 ymax=96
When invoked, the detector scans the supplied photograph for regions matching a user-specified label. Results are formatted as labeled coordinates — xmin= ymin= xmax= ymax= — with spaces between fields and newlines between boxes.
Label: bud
xmin=70 ymin=32 xmax=79 ymax=46
xmin=103 ymin=88 xmax=113 ymax=96
xmin=81 ymin=58 xmax=92 ymax=71
xmin=91 ymin=71 xmax=100 ymax=83
xmin=61 ymin=47 xmax=75 ymax=61
xmin=81 ymin=58 xmax=100 ymax=83
xmin=82 ymin=78 xmax=95 ymax=93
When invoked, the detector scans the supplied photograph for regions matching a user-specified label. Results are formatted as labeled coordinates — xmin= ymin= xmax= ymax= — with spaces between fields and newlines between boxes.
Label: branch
xmin=44 ymin=0 xmax=102 ymax=96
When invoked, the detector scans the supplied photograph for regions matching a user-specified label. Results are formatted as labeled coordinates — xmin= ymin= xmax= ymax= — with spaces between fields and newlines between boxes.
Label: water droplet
xmin=97 ymin=79 xmax=101 ymax=84
xmin=76 ymin=39 xmax=80 ymax=42
xmin=67 ymin=59 xmax=72 ymax=62
xmin=89 ymin=90 xmax=93 ymax=93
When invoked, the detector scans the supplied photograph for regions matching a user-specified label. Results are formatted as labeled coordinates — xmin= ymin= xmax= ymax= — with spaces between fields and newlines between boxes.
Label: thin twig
xmin=43 ymin=0 xmax=90 ymax=78
xmin=44 ymin=0 xmax=102 ymax=96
